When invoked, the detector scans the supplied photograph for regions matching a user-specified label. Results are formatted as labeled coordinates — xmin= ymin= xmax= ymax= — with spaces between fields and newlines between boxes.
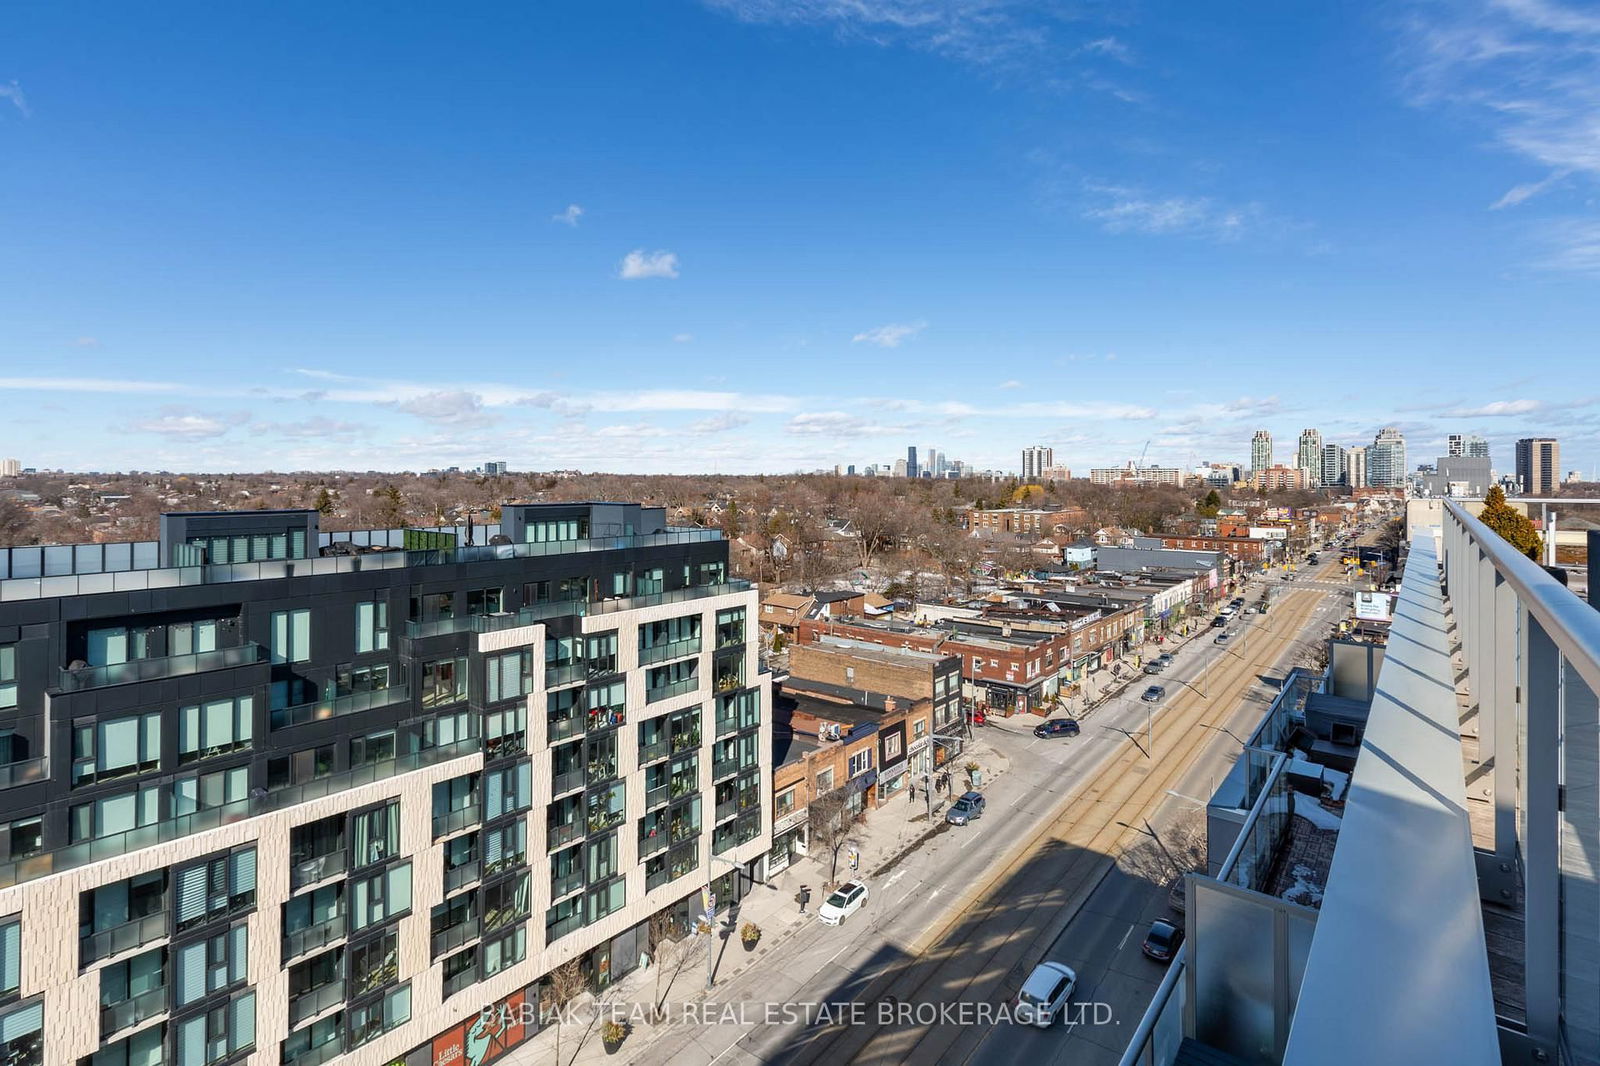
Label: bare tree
xmin=850 ymin=493 xmax=909 ymax=571
xmin=546 ymin=958 xmax=588 ymax=1066
xmin=0 ymin=497 xmax=33 ymax=546
xmin=647 ymin=911 xmax=692 ymax=1021
xmin=807 ymin=788 xmax=859 ymax=884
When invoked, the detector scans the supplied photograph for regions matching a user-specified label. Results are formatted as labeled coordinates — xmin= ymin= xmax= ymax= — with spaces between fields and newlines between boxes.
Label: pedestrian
xmin=908 ymin=782 xmax=915 ymax=803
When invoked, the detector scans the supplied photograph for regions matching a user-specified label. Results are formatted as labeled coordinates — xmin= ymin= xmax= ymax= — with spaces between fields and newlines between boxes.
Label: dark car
xmin=1033 ymin=718 xmax=1081 ymax=739
xmin=1142 ymin=918 xmax=1185 ymax=962
xmin=1210 ymin=616 xmax=1227 ymax=628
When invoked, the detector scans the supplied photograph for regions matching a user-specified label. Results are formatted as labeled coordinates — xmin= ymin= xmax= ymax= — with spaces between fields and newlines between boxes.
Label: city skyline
xmin=2 ymin=4 xmax=1598 ymax=474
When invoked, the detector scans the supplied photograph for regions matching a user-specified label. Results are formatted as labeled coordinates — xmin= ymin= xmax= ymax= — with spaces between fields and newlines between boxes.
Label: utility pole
xmin=704 ymin=854 xmax=744 ymax=990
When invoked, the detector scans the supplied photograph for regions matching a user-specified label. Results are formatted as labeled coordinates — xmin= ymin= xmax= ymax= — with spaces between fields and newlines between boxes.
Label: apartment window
xmin=485 ymin=706 xmax=525 ymax=744
xmin=270 ymin=609 xmax=311 ymax=664
xmin=774 ymin=787 xmax=796 ymax=819
xmin=168 ymin=620 xmax=219 ymax=657
xmin=586 ymin=632 xmax=618 ymax=674
xmin=171 ymin=766 xmax=248 ymax=817
xmin=546 ymin=634 xmax=582 ymax=672
xmin=585 ymin=833 xmax=618 ymax=883
xmin=174 ymin=848 xmax=256 ymax=933
xmin=883 ymin=732 xmax=903 ymax=762
xmin=484 ymin=819 xmax=526 ymax=875
xmin=334 ymin=662 xmax=389 ymax=697
xmin=4 ymin=819 xmax=40 ymax=863
xmin=349 ymin=730 xmax=395 ymax=768
xmin=913 ymin=718 xmax=927 ymax=740
xmin=173 ymin=923 xmax=247 ymax=1008
xmin=71 ymin=711 xmax=162 ymax=786
xmin=349 ymin=930 xmax=399 ymax=997
xmin=525 ymin=519 xmax=582 ymax=543
xmin=351 ymin=863 xmax=412 ymax=932
xmin=586 ymin=680 xmax=625 ymax=727
xmin=585 ymin=879 xmax=624 ymax=924
xmin=355 ymin=600 xmax=389 ymax=654
xmin=174 ymin=991 xmax=254 ymax=1066
xmin=282 ymin=884 xmax=342 ymax=942
xmin=89 ymin=1021 xmax=163 ymax=1066
xmin=483 ymin=926 xmax=527 ymax=978
xmin=266 ymin=744 xmax=334 ymax=790
xmin=0 ymin=918 xmax=17 ymax=1001
xmin=816 ymin=768 xmax=835 ymax=793
xmin=486 ymin=651 xmax=531 ymax=704
xmin=348 ymin=983 xmax=411 ymax=1049
xmin=352 ymin=803 xmax=401 ymax=869
xmin=441 ymin=948 xmax=476 ymax=999
xmin=86 ymin=625 xmax=154 ymax=667
xmin=847 ymin=750 xmax=873 ymax=778
xmin=178 ymin=696 xmax=253 ymax=765
xmin=423 ymin=710 xmax=473 ymax=748
xmin=485 ymin=762 xmax=531 ymax=820
xmin=0 ymin=646 xmax=15 ymax=710
xmin=466 ymin=587 xmax=504 ymax=616
xmin=69 ymin=783 xmax=160 ymax=843
xmin=483 ymin=874 xmax=530 ymax=933
xmin=0 ymin=1002 xmax=42 ymax=1066
xmin=636 ymin=568 xmax=664 ymax=597
xmin=421 ymin=657 xmax=468 ymax=708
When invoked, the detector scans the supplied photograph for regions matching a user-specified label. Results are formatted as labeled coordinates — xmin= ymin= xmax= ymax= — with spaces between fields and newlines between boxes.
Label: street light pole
xmin=704 ymin=854 xmax=743 ymax=990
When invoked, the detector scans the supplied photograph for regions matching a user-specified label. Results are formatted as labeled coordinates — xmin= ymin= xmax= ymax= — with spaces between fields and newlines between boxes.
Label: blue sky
xmin=1 ymin=0 xmax=1597 ymax=476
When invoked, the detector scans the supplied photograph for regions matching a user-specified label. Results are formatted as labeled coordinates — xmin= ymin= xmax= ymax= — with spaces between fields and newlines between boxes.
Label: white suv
xmin=1016 ymin=961 xmax=1077 ymax=1026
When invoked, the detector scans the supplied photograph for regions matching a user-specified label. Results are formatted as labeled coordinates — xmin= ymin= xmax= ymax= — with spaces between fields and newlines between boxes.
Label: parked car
xmin=1210 ymin=616 xmax=1227 ymax=628
xmin=1142 ymin=918 xmax=1185 ymax=962
xmin=946 ymin=791 xmax=986 ymax=825
xmin=1214 ymin=631 xmax=1233 ymax=647
xmin=817 ymin=880 xmax=869 ymax=926
xmin=1154 ymin=652 xmax=1173 ymax=667
xmin=1015 ymin=961 xmax=1078 ymax=1027
xmin=1033 ymin=718 xmax=1081 ymax=739
xmin=1143 ymin=659 xmax=1166 ymax=674
xmin=1141 ymin=685 xmax=1166 ymax=703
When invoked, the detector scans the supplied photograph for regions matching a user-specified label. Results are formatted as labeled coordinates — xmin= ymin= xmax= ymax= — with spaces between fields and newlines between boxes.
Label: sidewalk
xmin=502 ymin=732 xmax=1017 ymax=1066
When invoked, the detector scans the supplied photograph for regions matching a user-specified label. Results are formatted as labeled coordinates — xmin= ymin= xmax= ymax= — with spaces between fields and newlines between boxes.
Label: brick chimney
xmin=884 ymin=696 xmax=897 ymax=713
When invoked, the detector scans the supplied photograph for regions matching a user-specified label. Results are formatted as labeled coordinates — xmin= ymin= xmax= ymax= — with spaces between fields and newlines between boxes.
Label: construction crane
xmin=1136 ymin=440 xmax=1151 ymax=470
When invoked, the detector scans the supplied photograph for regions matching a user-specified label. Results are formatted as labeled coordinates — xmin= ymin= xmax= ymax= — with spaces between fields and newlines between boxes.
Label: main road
xmin=634 ymin=557 xmax=1353 ymax=1066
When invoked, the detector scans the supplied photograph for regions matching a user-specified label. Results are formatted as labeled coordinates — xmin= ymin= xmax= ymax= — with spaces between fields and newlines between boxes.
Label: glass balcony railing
xmin=644 ymin=784 xmax=670 ymax=810
xmin=442 ymin=965 xmax=479 ymax=1000
xmin=713 ymin=758 xmax=740 ymax=781
xmin=0 ymin=738 xmax=480 ymax=893
xmin=639 ymin=738 xmax=670 ymax=764
xmin=548 ymin=715 xmax=583 ymax=743
xmin=646 ymin=676 xmax=699 ymax=704
xmin=639 ymin=831 xmax=670 ymax=858
xmin=546 ymin=911 xmax=582 ymax=943
xmin=100 ymin=985 xmax=168 ymax=1038
xmin=433 ymin=804 xmax=480 ymax=840
xmin=444 ymin=860 xmax=480 ymax=895
xmin=80 ymin=912 xmax=167 ymax=967
xmin=57 ymin=642 xmax=267 ymax=692
xmin=589 ymin=580 xmax=751 ymax=617
xmin=638 ymin=636 xmax=702 ymax=667
xmin=551 ymin=769 xmax=584 ymax=797
xmin=282 ymin=914 xmax=346 ymax=963
xmin=271 ymin=684 xmax=410 ymax=731
xmin=551 ymin=869 xmax=584 ymax=899
xmin=0 ymin=757 xmax=47 ymax=790
xmin=288 ymin=980 xmax=345 ymax=1028
xmin=484 ymin=848 xmax=526 ymax=879
xmin=485 ymin=733 xmax=527 ymax=761
xmin=290 ymin=848 xmax=348 ymax=891
xmin=430 ymin=918 xmax=480 ymax=960
xmin=715 ymin=709 xmax=760 ymax=739
xmin=547 ymin=821 xmax=581 ymax=851
xmin=284 ymin=1034 xmax=346 ymax=1066
xmin=544 ymin=661 xmax=587 ymax=688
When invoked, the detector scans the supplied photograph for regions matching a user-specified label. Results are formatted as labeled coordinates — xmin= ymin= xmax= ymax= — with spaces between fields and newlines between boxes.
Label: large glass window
xmin=351 ymin=863 xmax=412 ymax=932
xmin=0 ymin=646 xmax=15 ymax=710
xmin=352 ymin=803 xmax=400 ymax=869
xmin=174 ymin=923 xmax=247 ymax=1008
xmin=486 ymin=651 xmax=531 ymax=704
xmin=483 ymin=926 xmax=527 ymax=978
xmin=355 ymin=600 xmax=389 ymax=654
xmin=0 ymin=1001 xmax=42 ymax=1066
xmin=88 ymin=1022 xmax=163 ymax=1066
xmin=525 ymin=518 xmax=583 ymax=543
xmin=174 ymin=848 xmax=256 ymax=933
xmin=86 ymin=625 xmax=154 ymax=667
xmin=178 ymin=697 xmax=252 ymax=764
xmin=587 ymin=781 xmax=626 ymax=833
xmin=585 ymin=632 xmax=617 ymax=675
xmin=715 ymin=607 xmax=746 ymax=648
xmin=349 ymin=930 xmax=399 ymax=997
xmin=484 ymin=819 xmax=526 ymax=876
xmin=167 ymin=620 xmax=219 ymax=657
xmin=0 ymin=919 xmax=18 ymax=1000
xmin=483 ymin=873 xmax=530 ymax=932
xmin=485 ymin=762 xmax=531 ymax=820
xmin=174 ymin=991 xmax=254 ymax=1066
xmin=270 ymin=609 xmax=311 ymax=664
xmin=171 ymin=766 xmax=249 ymax=816
xmin=69 ymin=783 xmax=160 ymax=843
xmin=586 ymin=680 xmax=625 ymax=729
xmin=585 ymin=879 xmax=625 ymax=924
xmin=467 ymin=587 xmax=504 ymax=616
xmin=421 ymin=657 xmax=468 ymax=708
xmin=72 ymin=712 xmax=161 ymax=786
xmin=348 ymin=983 xmax=410 ymax=1049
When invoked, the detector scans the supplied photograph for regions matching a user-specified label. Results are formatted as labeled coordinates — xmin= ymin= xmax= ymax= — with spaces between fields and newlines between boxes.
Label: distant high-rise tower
xmin=1515 ymin=438 xmax=1560 ymax=495
xmin=1250 ymin=430 xmax=1273 ymax=474
xmin=0 ymin=458 xmax=19 ymax=478
xmin=906 ymin=446 xmax=919 ymax=480
xmin=1297 ymin=429 xmax=1324 ymax=488
xmin=1022 ymin=445 xmax=1054 ymax=481
xmin=1320 ymin=443 xmax=1346 ymax=488
xmin=1447 ymin=433 xmax=1490 ymax=460
xmin=1368 ymin=427 xmax=1408 ymax=487
xmin=1346 ymin=446 xmax=1367 ymax=489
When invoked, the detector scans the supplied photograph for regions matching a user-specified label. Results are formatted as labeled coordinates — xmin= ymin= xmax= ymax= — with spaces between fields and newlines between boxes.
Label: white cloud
xmin=1491 ymin=169 xmax=1569 ymax=209
xmin=393 ymin=390 xmax=488 ymax=425
xmin=1081 ymin=181 xmax=1268 ymax=241
xmin=852 ymin=321 xmax=926 ymax=348
xmin=1079 ymin=36 xmax=1133 ymax=63
xmin=552 ymin=203 xmax=584 ymax=226
xmin=618 ymin=249 xmax=680 ymax=280
xmin=255 ymin=417 xmax=366 ymax=439
xmin=1443 ymin=399 xmax=1544 ymax=416
xmin=687 ymin=413 xmax=751 ymax=433
xmin=997 ymin=379 xmax=1023 ymax=389
xmin=132 ymin=413 xmax=233 ymax=438
xmin=72 ymin=337 xmax=100 ymax=348
xmin=787 ymin=411 xmax=877 ymax=436
xmin=673 ymin=333 xmax=694 ymax=343
xmin=0 ymin=81 xmax=28 ymax=118
xmin=0 ymin=376 xmax=188 ymax=395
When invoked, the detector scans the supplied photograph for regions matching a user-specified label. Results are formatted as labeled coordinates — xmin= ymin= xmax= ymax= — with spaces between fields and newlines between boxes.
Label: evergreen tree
xmin=313 ymin=486 xmax=335 ymax=515
xmin=1197 ymin=489 xmax=1222 ymax=517
xmin=1478 ymin=486 xmax=1543 ymax=561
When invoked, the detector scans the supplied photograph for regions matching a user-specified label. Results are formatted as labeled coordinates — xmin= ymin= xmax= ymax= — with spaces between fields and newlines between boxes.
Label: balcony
xmin=639 ymin=830 xmax=670 ymax=858
xmin=484 ymin=848 xmax=527 ymax=878
xmin=547 ymin=821 xmax=581 ymax=850
xmin=712 ymin=758 xmax=740 ymax=781
xmin=546 ymin=909 xmax=583 ymax=942
xmin=282 ymin=914 xmax=346 ymax=963
xmin=270 ymin=683 xmax=411 ymax=731
xmin=544 ymin=661 xmax=587 ymax=688
xmin=80 ymin=912 xmax=167 ymax=968
xmin=288 ymin=980 xmax=345 ymax=1028
xmin=638 ymin=636 xmax=702 ymax=667
xmin=485 ymin=732 xmax=527 ymax=761
xmin=551 ymin=768 xmax=584 ymax=797
xmin=588 ymin=579 xmax=752 ymax=617
xmin=587 ymin=809 xmax=624 ymax=834
xmin=644 ymin=784 xmax=670 ymax=810
xmin=284 ymin=1034 xmax=346 ymax=1066
xmin=551 ymin=869 xmax=584 ymax=899
xmin=443 ymin=965 xmax=479 ymax=1000
xmin=444 ymin=860 xmax=481 ymax=895
xmin=100 ymin=985 xmax=168 ymax=1039
xmin=548 ymin=715 xmax=583 ymax=743
xmin=715 ymin=710 xmax=759 ymax=739
xmin=432 ymin=803 xmax=480 ymax=840
xmin=639 ymin=738 xmax=670 ymax=765
xmin=646 ymin=676 xmax=698 ymax=704
xmin=0 ymin=757 xmax=47 ymax=790
xmin=290 ymin=849 xmax=348 ymax=891
xmin=669 ymin=730 xmax=702 ymax=755
xmin=56 ymin=642 xmax=267 ymax=693
xmin=431 ymin=918 xmax=480 ymax=959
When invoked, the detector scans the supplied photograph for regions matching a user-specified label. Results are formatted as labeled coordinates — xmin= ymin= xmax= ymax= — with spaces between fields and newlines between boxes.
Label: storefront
xmin=397 ymin=984 xmax=541 ymax=1066
xmin=768 ymin=807 xmax=809 ymax=875
xmin=908 ymin=735 xmax=932 ymax=778
xmin=875 ymin=721 xmax=908 ymax=801
xmin=846 ymin=769 xmax=876 ymax=814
